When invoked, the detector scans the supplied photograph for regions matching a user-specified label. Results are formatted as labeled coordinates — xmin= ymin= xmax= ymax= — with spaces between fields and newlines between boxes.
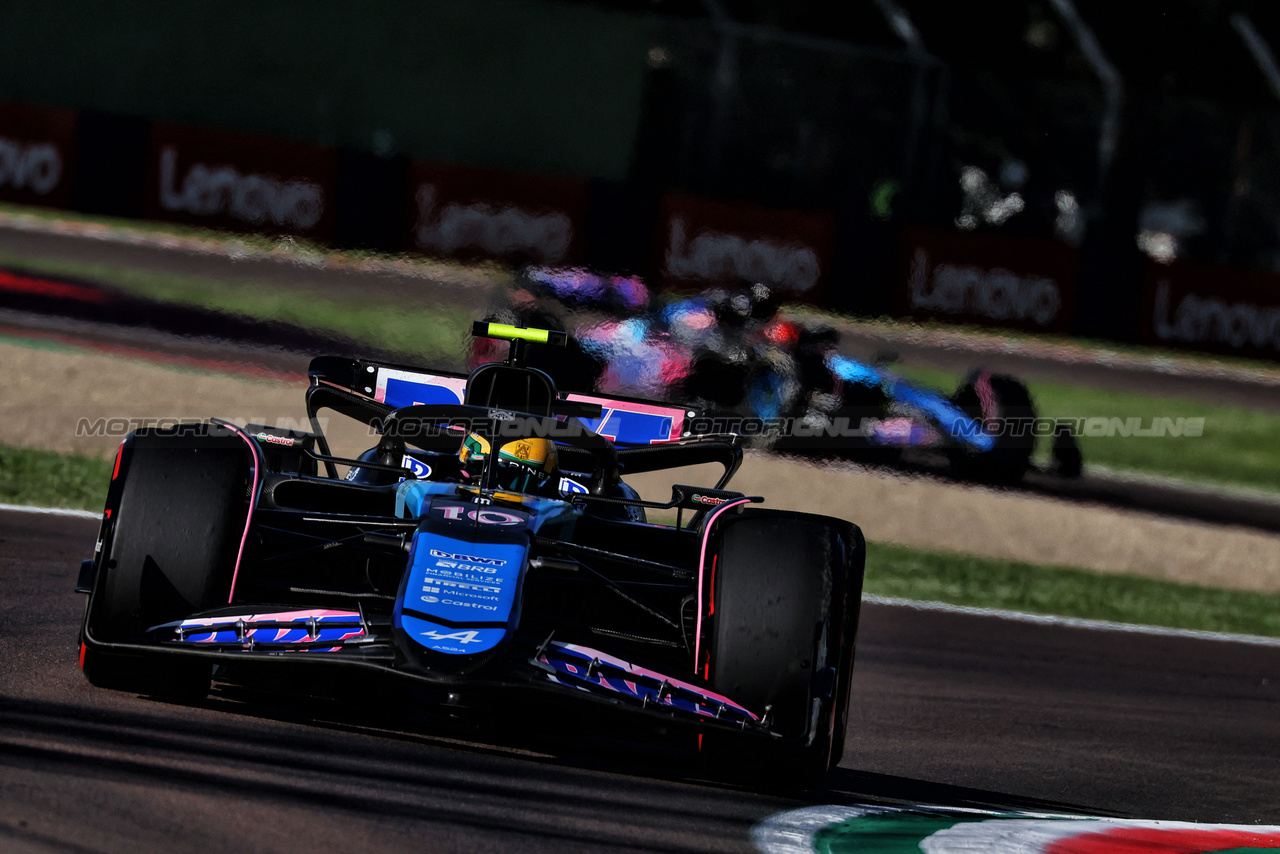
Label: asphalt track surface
xmin=2 ymin=220 xmax=1280 ymax=848
xmin=3 ymin=508 xmax=1278 ymax=853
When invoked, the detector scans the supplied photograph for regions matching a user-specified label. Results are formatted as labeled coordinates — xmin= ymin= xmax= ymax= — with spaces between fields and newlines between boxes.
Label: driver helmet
xmin=458 ymin=433 xmax=559 ymax=494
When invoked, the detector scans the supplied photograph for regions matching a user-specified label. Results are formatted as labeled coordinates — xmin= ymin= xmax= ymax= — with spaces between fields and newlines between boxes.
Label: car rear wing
xmin=308 ymin=355 xmax=698 ymax=447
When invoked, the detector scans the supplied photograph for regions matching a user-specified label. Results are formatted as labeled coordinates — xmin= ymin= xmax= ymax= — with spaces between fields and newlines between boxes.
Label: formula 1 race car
xmin=766 ymin=351 xmax=1083 ymax=483
xmin=482 ymin=271 xmax=1080 ymax=484
xmin=76 ymin=322 xmax=865 ymax=788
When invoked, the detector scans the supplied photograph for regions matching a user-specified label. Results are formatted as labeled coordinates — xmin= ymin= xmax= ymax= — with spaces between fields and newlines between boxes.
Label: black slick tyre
xmin=949 ymin=371 xmax=1037 ymax=484
xmin=81 ymin=427 xmax=254 ymax=700
xmin=700 ymin=509 xmax=865 ymax=789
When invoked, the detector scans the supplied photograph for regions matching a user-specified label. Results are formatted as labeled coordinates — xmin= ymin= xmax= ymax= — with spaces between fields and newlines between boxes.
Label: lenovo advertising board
xmin=0 ymin=101 xmax=77 ymax=209
xmin=1140 ymin=260 xmax=1280 ymax=361
xmin=407 ymin=160 xmax=587 ymax=266
xmin=145 ymin=123 xmax=338 ymax=240
xmin=656 ymin=193 xmax=835 ymax=303
xmin=898 ymin=226 xmax=1078 ymax=334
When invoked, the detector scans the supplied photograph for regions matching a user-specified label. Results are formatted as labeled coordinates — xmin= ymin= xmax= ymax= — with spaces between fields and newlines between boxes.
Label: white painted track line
xmin=0 ymin=502 xmax=100 ymax=520
xmin=865 ymin=593 xmax=1280 ymax=647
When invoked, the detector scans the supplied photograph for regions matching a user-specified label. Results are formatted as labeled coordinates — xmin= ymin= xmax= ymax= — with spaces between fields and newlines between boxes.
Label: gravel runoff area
xmin=4 ymin=337 xmax=1280 ymax=595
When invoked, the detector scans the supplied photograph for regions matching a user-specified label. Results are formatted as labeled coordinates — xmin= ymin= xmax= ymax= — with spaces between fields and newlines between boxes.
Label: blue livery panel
xmin=396 ymin=535 xmax=527 ymax=656
xmin=572 ymin=408 xmax=673 ymax=445
xmin=827 ymin=354 xmax=994 ymax=452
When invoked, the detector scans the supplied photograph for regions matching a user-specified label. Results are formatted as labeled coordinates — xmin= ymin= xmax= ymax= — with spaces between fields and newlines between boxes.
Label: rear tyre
xmin=949 ymin=371 xmax=1037 ymax=484
xmin=1051 ymin=428 xmax=1083 ymax=478
xmin=701 ymin=509 xmax=865 ymax=789
xmin=680 ymin=351 xmax=751 ymax=409
xmin=81 ymin=427 xmax=253 ymax=699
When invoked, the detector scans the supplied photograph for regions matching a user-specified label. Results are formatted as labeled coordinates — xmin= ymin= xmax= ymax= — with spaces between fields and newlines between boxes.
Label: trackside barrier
xmin=0 ymin=100 xmax=77 ymax=210
xmin=4 ymin=97 xmax=1280 ymax=363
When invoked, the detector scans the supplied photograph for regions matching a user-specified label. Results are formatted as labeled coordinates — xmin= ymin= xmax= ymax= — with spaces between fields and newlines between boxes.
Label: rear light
xmin=764 ymin=319 xmax=800 ymax=346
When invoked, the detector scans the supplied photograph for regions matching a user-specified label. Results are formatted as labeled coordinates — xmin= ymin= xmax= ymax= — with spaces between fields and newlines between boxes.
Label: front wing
xmin=82 ymin=604 xmax=768 ymax=736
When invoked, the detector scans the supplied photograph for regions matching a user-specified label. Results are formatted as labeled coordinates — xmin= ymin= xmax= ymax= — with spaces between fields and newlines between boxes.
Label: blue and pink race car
xmin=486 ymin=269 xmax=1080 ymax=484
xmin=76 ymin=322 xmax=865 ymax=788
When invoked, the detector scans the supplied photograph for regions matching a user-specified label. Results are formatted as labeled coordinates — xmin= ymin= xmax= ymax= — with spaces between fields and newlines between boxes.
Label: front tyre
xmin=80 ymin=427 xmax=254 ymax=699
xmin=701 ymin=509 xmax=865 ymax=789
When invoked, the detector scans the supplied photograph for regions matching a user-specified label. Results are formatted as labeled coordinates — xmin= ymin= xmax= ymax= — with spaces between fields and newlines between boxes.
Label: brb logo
xmin=157 ymin=146 xmax=325 ymax=230
xmin=0 ymin=138 xmax=61 ymax=196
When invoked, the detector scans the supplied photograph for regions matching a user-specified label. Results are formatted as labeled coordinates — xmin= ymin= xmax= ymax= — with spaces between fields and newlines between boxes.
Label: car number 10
xmin=435 ymin=506 xmax=523 ymax=526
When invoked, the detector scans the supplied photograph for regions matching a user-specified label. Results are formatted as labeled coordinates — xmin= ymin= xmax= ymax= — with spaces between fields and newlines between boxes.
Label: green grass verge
xmin=789 ymin=304 xmax=1280 ymax=382
xmin=866 ymin=540 xmax=1280 ymax=638
xmin=0 ymin=445 xmax=110 ymax=511
xmin=892 ymin=364 xmax=1280 ymax=494
xmin=0 ymin=201 xmax=404 ymax=267
xmin=0 ymin=250 xmax=474 ymax=367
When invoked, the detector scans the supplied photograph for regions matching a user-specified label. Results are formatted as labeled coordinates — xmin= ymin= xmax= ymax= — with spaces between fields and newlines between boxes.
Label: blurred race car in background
xmin=77 ymin=321 xmax=866 ymax=788
xmin=476 ymin=267 xmax=1083 ymax=485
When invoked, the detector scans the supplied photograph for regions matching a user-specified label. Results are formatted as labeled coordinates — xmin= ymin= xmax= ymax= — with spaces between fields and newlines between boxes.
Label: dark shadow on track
xmin=0 ymin=686 xmax=1104 ymax=826
xmin=0 ymin=691 xmax=772 ymax=853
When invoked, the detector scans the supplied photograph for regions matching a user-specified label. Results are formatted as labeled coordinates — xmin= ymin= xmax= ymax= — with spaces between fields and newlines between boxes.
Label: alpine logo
xmin=419 ymin=628 xmax=485 ymax=645
xmin=428 ymin=549 xmax=506 ymax=566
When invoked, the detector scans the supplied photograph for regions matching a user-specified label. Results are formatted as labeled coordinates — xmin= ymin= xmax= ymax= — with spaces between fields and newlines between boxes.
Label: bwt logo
xmin=158 ymin=146 xmax=325 ymax=230
xmin=413 ymin=184 xmax=572 ymax=263
xmin=907 ymin=247 xmax=1062 ymax=327
xmin=0 ymin=138 xmax=61 ymax=196
xmin=664 ymin=217 xmax=821 ymax=293
xmin=428 ymin=549 xmax=506 ymax=566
